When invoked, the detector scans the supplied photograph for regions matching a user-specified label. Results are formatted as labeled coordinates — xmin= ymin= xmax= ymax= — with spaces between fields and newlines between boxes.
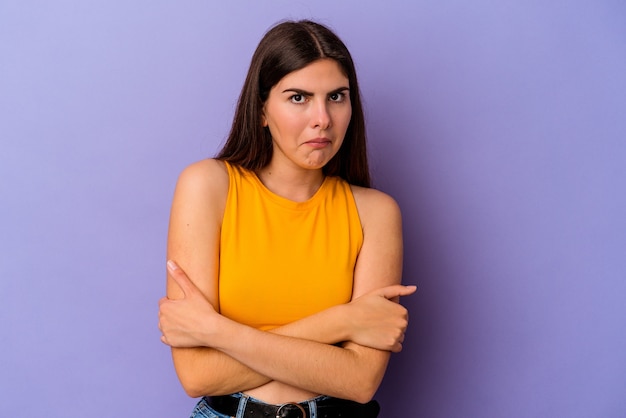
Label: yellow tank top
xmin=218 ymin=162 xmax=363 ymax=331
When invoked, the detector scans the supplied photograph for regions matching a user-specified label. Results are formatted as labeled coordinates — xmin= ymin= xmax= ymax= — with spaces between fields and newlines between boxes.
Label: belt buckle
xmin=276 ymin=402 xmax=307 ymax=418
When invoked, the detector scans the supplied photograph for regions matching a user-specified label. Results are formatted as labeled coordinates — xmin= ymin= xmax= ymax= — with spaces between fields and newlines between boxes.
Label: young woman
xmin=158 ymin=20 xmax=416 ymax=418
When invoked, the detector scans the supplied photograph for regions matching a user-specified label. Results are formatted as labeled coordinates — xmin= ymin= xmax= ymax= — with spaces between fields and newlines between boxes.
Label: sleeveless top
xmin=218 ymin=162 xmax=364 ymax=331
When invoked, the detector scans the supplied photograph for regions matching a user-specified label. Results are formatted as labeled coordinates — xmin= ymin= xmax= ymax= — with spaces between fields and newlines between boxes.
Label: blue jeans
xmin=189 ymin=396 xmax=231 ymax=418
xmin=189 ymin=393 xmax=329 ymax=418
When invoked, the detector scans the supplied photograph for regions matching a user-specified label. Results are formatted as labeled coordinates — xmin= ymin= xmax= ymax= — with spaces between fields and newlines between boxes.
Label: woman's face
xmin=262 ymin=59 xmax=352 ymax=171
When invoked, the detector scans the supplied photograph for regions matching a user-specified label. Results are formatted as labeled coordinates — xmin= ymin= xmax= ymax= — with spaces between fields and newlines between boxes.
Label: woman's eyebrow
xmin=281 ymin=87 xmax=350 ymax=95
xmin=328 ymin=87 xmax=350 ymax=95
xmin=282 ymin=88 xmax=314 ymax=95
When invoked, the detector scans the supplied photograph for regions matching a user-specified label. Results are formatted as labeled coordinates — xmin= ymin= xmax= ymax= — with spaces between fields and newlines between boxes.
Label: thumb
xmin=167 ymin=260 xmax=195 ymax=297
xmin=377 ymin=284 xmax=418 ymax=300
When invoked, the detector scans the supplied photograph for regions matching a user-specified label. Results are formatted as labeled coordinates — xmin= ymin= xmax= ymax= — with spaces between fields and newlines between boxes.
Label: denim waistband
xmin=195 ymin=392 xmax=380 ymax=418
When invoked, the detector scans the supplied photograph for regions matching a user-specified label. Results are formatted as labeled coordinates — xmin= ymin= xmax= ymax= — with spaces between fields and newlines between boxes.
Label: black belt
xmin=204 ymin=394 xmax=380 ymax=418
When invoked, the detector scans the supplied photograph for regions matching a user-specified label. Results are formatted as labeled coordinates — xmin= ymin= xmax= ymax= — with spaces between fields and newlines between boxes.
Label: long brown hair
xmin=216 ymin=20 xmax=371 ymax=187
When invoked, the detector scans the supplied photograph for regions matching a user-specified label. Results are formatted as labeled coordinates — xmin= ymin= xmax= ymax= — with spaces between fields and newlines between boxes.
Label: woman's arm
xmin=161 ymin=175 xmax=410 ymax=402
xmin=162 ymin=160 xmax=413 ymax=397
xmin=162 ymin=262 xmax=413 ymax=397
xmin=164 ymin=159 xmax=243 ymax=397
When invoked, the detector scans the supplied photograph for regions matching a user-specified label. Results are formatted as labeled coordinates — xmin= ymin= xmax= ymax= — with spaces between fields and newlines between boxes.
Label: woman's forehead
xmin=274 ymin=59 xmax=349 ymax=92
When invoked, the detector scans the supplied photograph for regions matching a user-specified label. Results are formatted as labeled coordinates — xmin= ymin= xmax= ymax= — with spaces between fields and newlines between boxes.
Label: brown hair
xmin=216 ymin=20 xmax=371 ymax=187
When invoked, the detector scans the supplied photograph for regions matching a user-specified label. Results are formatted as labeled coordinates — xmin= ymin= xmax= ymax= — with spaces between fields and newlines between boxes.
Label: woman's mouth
xmin=304 ymin=138 xmax=331 ymax=148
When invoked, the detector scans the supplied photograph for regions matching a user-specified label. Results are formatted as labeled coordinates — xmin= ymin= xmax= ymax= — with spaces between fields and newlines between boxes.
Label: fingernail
xmin=167 ymin=260 xmax=177 ymax=271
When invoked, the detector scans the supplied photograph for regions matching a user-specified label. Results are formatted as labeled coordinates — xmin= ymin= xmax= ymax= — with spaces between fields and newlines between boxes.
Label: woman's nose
xmin=311 ymin=101 xmax=331 ymax=130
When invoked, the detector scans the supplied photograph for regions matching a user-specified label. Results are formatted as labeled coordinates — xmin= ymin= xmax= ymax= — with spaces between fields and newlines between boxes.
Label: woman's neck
xmin=256 ymin=164 xmax=325 ymax=203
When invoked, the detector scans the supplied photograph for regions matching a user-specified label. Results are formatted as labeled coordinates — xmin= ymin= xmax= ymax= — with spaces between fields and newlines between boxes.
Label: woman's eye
xmin=290 ymin=94 xmax=306 ymax=104
xmin=329 ymin=92 xmax=345 ymax=102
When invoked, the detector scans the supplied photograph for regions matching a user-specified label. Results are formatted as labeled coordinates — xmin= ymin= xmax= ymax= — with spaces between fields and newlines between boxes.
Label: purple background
xmin=1 ymin=1 xmax=625 ymax=417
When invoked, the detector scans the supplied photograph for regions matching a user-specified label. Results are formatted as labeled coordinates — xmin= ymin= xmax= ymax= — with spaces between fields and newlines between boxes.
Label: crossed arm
xmin=158 ymin=160 xmax=416 ymax=402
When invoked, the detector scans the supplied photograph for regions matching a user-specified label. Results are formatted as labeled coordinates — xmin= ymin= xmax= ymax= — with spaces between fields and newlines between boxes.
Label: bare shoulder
xmin=350 ymin=185 xmax=402 ymax=230
xmin=176 ymin=158 xmax=228 ymax=196
xmin=171 ymin=158 xmax=229 ymax=228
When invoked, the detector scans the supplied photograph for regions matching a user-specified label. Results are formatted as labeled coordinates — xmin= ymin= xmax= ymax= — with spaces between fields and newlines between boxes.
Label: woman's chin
xmin=301 ymin=151 xmax=336 ymax=169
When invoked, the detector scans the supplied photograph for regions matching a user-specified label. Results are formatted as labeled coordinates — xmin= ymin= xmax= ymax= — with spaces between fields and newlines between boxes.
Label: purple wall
xmin=1 ymin=1 xmax=625 ymax=416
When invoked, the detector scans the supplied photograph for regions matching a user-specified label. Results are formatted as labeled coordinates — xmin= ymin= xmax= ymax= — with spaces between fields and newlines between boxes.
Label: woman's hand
xmin=159 ymin=260 xmax=222 ymax=348
xmin=344 ymin=285 xmax=417 ymax=353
